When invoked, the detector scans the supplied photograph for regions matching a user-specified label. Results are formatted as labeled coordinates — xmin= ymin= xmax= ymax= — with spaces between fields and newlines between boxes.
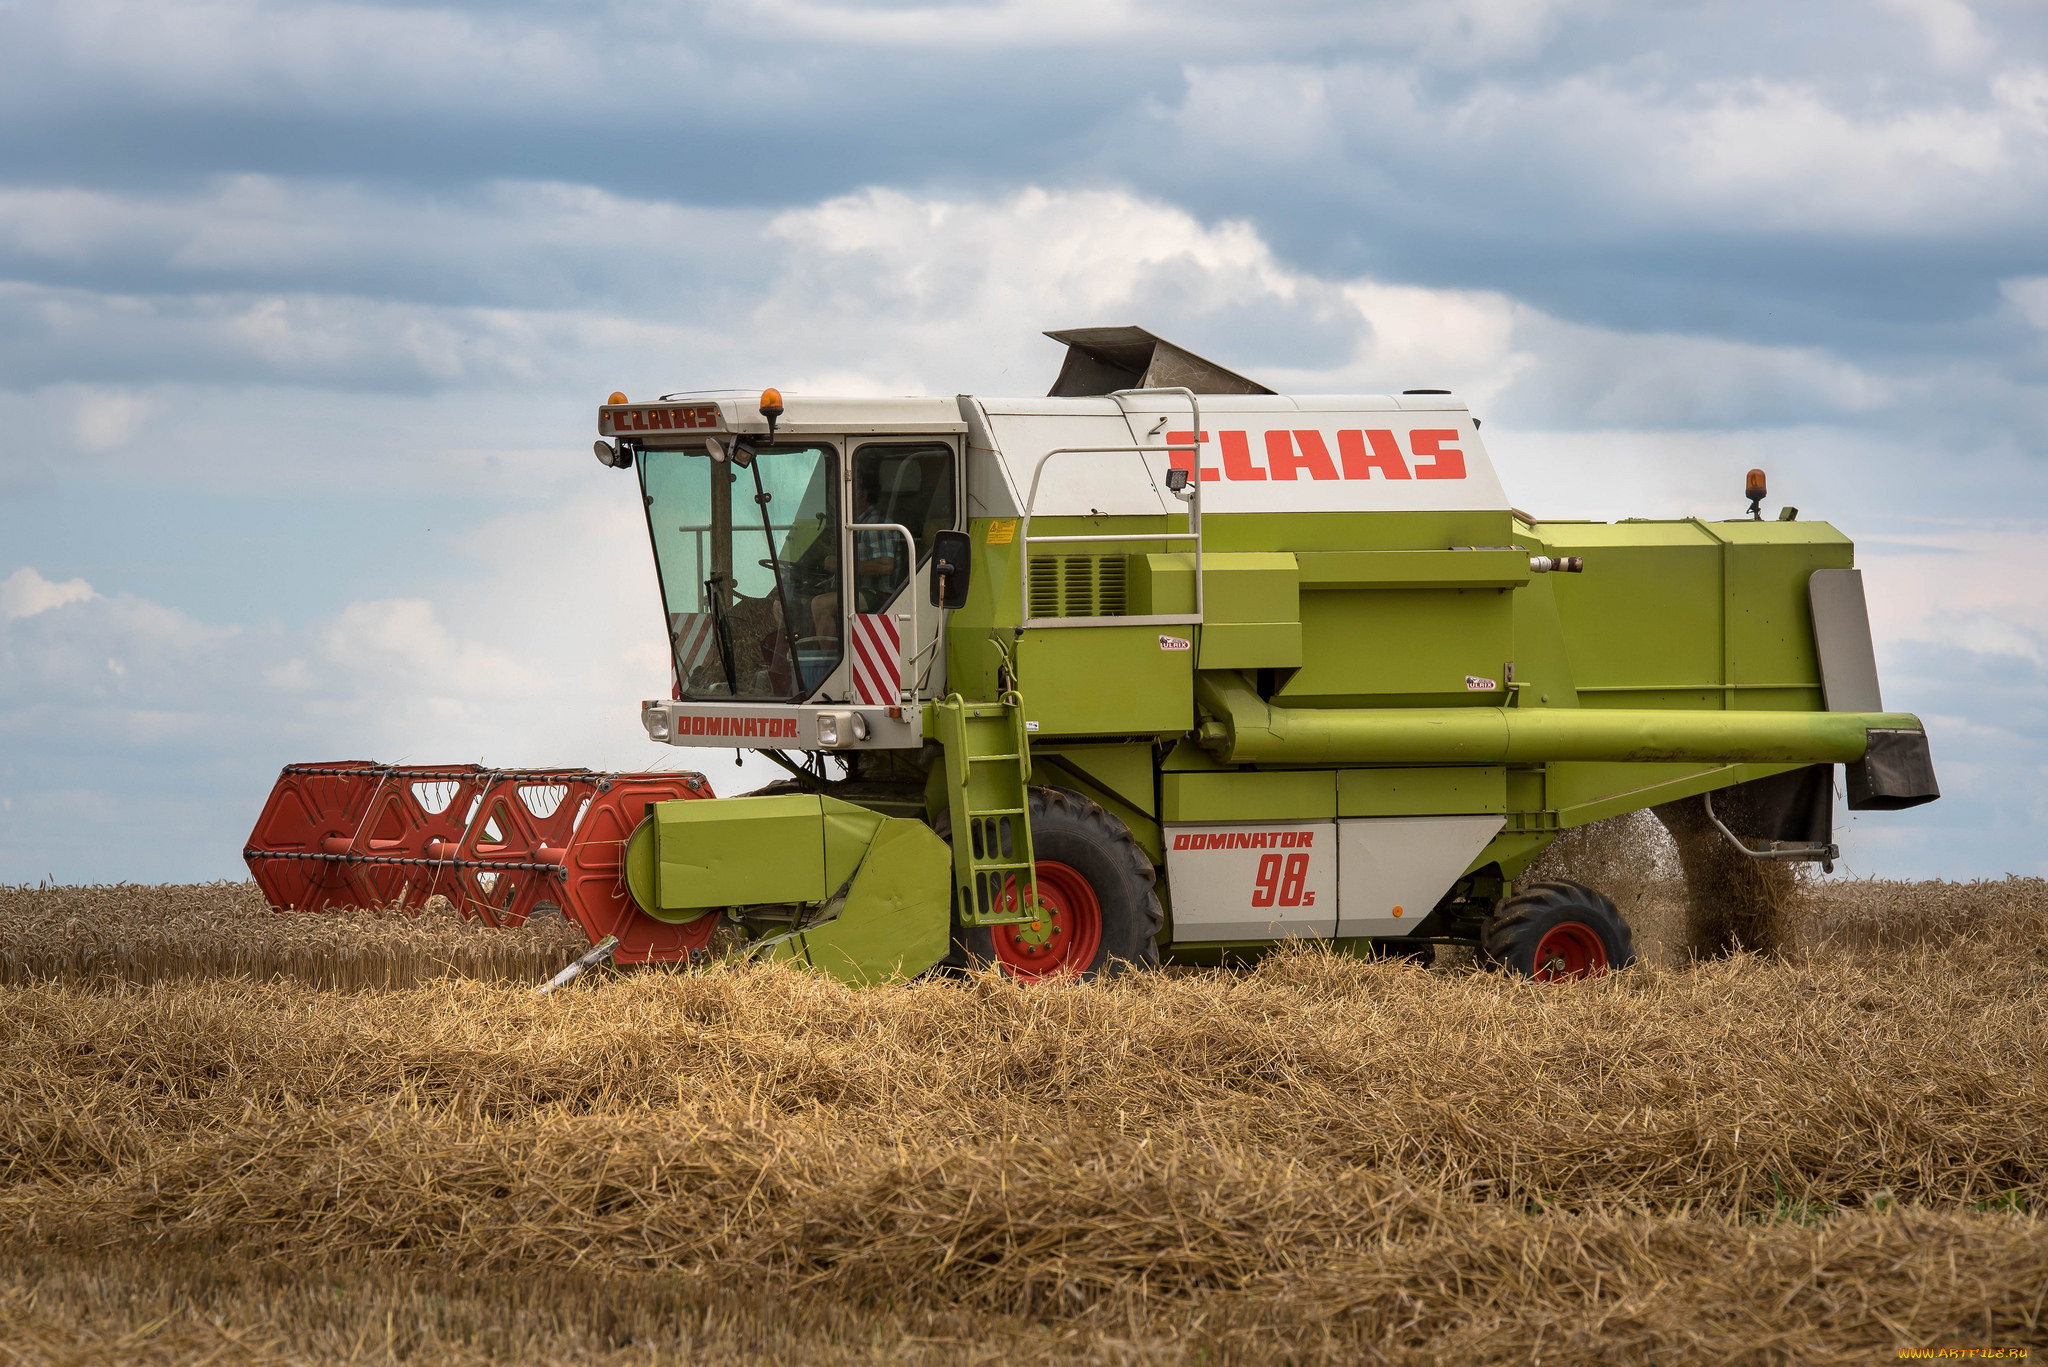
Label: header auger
xmin=248 ymin=325 xmax=1939 ymax=984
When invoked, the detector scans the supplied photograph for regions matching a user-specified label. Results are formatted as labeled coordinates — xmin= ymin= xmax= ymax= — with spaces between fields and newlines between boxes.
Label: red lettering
xmin=1411 ymin=430 xmax=1466 ymax=480
xmin=1252 ymin=853 xmax=1282 ymax=906
xmin=1166 ymin=431 xmax=1220 ymax=482
xmin=1269 ymin=431 xmax=1340 ymax=481
xmin=651 ymin=409 xmax=673 ymax=430
xmin=1279 ymin=853 xmax=1309 ymax=906
xmin=1219 ymin=431 xmax=1265 ymax=481
xmin=631 ymin=409 xmax=648 ymax=431
xmin=1340 ymin=430 xmax=1411 ymax=480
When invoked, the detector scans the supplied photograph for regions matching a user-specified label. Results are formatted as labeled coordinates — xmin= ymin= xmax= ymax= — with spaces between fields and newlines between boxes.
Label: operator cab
xmin=597 ymin=392 xmax=966 ymax=745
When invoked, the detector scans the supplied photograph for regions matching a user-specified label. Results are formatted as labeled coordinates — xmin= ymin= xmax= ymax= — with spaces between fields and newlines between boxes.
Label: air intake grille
xmin=1028 ymin=555 xmax=1127 ymax=619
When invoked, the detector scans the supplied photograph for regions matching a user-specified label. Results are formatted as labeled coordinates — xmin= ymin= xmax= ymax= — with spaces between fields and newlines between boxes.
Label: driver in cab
xmin=809 ymin=466 xmax=897 ymax=639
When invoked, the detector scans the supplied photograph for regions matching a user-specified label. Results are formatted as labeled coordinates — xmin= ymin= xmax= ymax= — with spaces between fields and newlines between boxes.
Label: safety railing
xmin=847 ymin=520 xmax=919 ymax=702
xmin=1016 ymin=387 xmax=1205 ymax=631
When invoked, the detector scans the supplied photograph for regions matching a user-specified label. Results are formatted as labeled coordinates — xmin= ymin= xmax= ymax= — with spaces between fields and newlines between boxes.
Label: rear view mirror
xmin=930 ymin=530 xmax=972 ymax=609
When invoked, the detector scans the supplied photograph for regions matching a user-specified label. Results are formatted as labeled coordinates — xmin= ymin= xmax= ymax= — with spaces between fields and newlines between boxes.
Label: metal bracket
xmin=1701 ymin=790 xmax=1838 ymax=873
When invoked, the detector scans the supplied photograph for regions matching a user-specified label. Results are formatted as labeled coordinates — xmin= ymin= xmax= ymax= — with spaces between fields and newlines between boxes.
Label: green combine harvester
xmin=248 ymin=326 xmax=1939 ymax=983
xmin=579 ymin=326 xmax=1937 ymax=983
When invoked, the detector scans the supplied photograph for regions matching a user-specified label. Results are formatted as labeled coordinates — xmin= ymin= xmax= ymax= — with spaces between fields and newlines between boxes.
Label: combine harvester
xmin=247 ymin=327 xmax=1938 ymax=982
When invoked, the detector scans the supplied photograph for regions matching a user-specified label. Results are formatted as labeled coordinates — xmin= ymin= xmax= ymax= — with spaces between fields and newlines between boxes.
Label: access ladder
xmin=935 ymin=691 xmax=1041 ymax=927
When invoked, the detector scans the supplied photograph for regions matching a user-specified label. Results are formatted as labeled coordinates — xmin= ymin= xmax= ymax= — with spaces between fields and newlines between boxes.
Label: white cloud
xmin=38 ymin=0 xmax=611 ymax=112
xmin=755 ymin=184 xmax=1899 ymax=429
xmin=1878 ymin=0 xmax=1993 ymax=71
xmin=2003 ymin=274 xmax=2048 ymax=328
xmin=0 ymin=566 xmax=96 ymax=620
xmin=1169 ymin=56 xmax=2048 ymax=234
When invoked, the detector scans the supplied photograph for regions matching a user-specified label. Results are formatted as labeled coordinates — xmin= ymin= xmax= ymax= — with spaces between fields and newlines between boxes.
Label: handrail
xmin=1015 ymin=387 xmax=1203 ymax=630
xmin=847 ymin=521 xmax=918 ymax=701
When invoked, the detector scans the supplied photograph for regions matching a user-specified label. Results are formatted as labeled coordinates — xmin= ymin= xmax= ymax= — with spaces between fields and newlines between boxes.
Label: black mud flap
xmin=1710 ymin=764 xmax=1835 ymax=845
xmin=1848 ymin=729 xmax=1940 ymax=811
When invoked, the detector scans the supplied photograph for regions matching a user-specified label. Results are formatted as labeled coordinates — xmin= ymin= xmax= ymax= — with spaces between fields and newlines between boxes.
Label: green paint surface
xmin=649 ymin=794 xmax=883 ymax=915
xmin=1338 ymin=766 xmax=1508 ymax=816
xmin=771 ymin=817 xmax=953 ymax=986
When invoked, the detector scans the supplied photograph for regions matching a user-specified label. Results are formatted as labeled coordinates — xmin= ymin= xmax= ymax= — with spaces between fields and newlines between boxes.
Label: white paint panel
xmin=988 ymin=395 xmax=1506 ymax=516
xmin=1164 ymin=821 xmax=1337 ymax=941
xmin=984 ymin=408 xmax=1170 ymax=518
xmin=1336 ymin=815 xmax=1506 ymax=937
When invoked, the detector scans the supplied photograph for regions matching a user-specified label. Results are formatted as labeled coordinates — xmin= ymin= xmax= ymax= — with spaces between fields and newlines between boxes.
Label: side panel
xmin=1809 ymin=568 xmax=1883 ymax=712
xmin=980 ymin=403 xmax=1169 ymax=518
xmin=1164 ymin=821 xmax=1337 ymax=940
xmin=1335 ymin=815 xmax=1505 ymax=936
xmin=1278 ymin=586 xmax=1515 ymax=707
xmin=1016 ymin=625 xmax=1193 ymax=735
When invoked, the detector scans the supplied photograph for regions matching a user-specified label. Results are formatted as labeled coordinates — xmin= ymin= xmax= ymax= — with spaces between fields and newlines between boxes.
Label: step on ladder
xmin=935 ymin=690 xmax=1041 ymax=927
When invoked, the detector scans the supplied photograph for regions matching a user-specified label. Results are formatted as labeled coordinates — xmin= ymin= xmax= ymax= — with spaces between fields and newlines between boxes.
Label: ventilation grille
xmin=1028 ymin=555 xmax=1127 ymax=619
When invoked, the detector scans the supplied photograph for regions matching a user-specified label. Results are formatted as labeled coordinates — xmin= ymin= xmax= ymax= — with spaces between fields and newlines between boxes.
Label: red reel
xmin=247 ymin=762 xmax=723 ymax=962
xmin=558 ymin=773 xmax=722 ymax=963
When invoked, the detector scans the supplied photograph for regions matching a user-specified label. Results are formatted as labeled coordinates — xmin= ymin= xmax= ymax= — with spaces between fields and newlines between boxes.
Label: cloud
xmin=0 ymin=566 xmax=96 ymax=620
xmin=1878 ymin=0 xmax=1993 ymax=72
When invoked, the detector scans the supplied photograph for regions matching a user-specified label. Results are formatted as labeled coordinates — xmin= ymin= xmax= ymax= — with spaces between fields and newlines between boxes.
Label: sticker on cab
xmin=986 ymin=519 xmax=1017 ymax=545
xmin=1160 ymin=636 xmax=1192 ymax=651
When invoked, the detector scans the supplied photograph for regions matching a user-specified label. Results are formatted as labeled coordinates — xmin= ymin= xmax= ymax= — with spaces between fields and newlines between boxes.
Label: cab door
xmin=843 ymin=438 xmax=961 ymax=702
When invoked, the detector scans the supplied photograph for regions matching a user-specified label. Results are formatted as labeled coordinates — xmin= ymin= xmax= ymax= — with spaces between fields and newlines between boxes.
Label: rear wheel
xmin=1482 ymin=880 xmax=1634 ymax=980
xmin=946 ymin=787 xmax=1162 ymax=981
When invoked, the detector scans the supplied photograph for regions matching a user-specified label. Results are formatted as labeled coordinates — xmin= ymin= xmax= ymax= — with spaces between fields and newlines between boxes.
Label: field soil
xmin=1 ymin=853 xmax=2044 ymax=1364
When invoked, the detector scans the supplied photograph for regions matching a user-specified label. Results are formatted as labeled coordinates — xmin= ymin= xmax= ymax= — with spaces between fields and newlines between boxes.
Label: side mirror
xmin=929 ymin=530 xmax=972 ymax=610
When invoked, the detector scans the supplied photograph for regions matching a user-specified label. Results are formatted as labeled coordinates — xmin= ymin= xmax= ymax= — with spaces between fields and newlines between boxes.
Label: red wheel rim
xmin=1532 ymin=922 xmax=1608 ymax=981
xmin=989 ymin=861 xmax=1103 ymax=981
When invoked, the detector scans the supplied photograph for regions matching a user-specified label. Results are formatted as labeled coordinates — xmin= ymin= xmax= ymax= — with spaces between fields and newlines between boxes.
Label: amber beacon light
xmin=760 ymin=387 xmax=784 ymax=441
xmin=1745 ymin=468 xmax=1768 ymax=519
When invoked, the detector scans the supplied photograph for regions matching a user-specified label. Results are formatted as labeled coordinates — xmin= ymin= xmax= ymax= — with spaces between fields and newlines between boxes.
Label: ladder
xmin=935 ymin=691 xmax=1041 ymax=927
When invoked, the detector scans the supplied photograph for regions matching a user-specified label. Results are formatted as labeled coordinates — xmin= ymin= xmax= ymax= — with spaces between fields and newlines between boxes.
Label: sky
xmin=2 ymin=0 xmax=2045 ymax=884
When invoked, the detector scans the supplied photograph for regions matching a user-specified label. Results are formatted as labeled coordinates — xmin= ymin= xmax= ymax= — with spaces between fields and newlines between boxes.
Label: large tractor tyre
xmin=1482 ymin=880 xmax=1635 ymax=981
xmin=939 ymin=787 xmax=1163 ymax=981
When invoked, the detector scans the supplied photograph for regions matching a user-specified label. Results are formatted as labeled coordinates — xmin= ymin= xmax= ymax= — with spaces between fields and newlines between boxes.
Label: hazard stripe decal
xmin=851 ymin=614 xmax=902 ymax=706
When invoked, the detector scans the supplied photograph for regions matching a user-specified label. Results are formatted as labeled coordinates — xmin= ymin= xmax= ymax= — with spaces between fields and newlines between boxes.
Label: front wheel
xmin=949 ymin=787 xmax=1163 ymax=981
xmin=1482 ymin=880 xmax=1635 ymax=980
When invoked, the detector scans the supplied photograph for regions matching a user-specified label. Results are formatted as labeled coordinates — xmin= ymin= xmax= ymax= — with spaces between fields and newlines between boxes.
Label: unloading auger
xmin=247 ymin=326 xmax=1940 ymax=983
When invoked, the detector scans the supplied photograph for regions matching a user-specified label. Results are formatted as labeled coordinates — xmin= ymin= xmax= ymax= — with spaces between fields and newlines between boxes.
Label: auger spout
xmin=1194 ymin=671 xmax=1923 ymax=768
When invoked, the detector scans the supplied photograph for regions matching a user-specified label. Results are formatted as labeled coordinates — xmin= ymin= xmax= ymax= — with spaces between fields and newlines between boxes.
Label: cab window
xmin=847 ymin=442 xmax=957 ymax=610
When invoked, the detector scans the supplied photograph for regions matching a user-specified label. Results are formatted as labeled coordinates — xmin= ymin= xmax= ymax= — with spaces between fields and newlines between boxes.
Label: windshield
xmin=639 ymin=444 xmax=841 ymax=701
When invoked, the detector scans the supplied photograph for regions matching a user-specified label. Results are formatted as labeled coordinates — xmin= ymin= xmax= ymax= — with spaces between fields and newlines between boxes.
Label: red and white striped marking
xmin=850 ymin=614 xmax=902 ymax=705
xmin=670 ymin=613 xmax=719 ymax=688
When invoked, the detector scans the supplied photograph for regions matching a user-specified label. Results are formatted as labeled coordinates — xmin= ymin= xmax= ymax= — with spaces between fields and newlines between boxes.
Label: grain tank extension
xmin=247 ymin=327 xmax=1937 ymax=981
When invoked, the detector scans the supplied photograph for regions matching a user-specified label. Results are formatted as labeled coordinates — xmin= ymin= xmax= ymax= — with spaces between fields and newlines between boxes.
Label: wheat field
xmin=1 ymin=840 xmax=2044 ymax=1364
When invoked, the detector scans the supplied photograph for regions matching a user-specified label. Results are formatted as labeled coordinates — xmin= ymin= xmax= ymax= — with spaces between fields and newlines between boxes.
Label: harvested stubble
xmin=2 ymin=878 xmax=2046 ymax=1364
xmin=0 ymin=881 xmax=589 ymax=989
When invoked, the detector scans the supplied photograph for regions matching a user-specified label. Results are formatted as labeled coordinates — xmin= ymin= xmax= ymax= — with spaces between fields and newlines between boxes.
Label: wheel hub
xmin=1531 ymin=921 xmax=1609 ymax=980
xmin=990 ymin=861 xmax=1103 ymax=978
